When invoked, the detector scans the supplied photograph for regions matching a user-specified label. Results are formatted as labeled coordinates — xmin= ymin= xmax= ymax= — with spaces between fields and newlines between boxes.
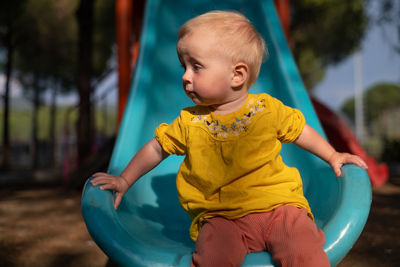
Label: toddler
xmin=91 ymin=11 xmax=367 ymax=267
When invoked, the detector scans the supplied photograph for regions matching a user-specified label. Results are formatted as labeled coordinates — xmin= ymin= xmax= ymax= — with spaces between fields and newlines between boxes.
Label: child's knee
xmin=268 ymin=206 xmax=330 ymax=266
xmin=271 ymin=231 xmax=329 ymax=267
xmin=191 ymin=217 xmax=247 ymax=267
xmin=275 ymin=249 xmax=329 ymax=267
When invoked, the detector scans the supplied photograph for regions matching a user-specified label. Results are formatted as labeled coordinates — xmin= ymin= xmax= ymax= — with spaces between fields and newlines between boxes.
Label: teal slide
xmin=81 ymin=0 xmax=372 ymax=266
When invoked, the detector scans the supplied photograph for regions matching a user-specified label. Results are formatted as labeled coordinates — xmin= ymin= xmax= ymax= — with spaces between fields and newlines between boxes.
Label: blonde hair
xmin=178 ymin=10 xmax=268 ymax=86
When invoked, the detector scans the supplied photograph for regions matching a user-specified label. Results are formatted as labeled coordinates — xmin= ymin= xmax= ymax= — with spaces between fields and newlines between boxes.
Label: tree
xmin=290 ymin=1 xmax=368 ymax=90
xmin=76 ymin=0 xmax=94 ymax=166
xmin=341 ymin=82 xmax=400 ymax=123
xmin=341 ymin=82 xmax=400 ymax=161
xmin=374 ymin=0 xmax=400 ymax=54
xmin=75 ymin=0 xmax=115 ymax=166
xmin=0 ymin=0 xmax=27 ymax=169
xmin=9 ymin=0 xmax=114 ymax=170
xmin=14 ymin=0 xmax=77 ymax=168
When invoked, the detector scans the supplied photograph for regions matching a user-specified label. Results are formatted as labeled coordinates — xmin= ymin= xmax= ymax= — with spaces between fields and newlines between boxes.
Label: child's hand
xmin=328 ymin=152 xmax=368 ymax=177
xmin=90 ymin=172 xmax=130 ymax=210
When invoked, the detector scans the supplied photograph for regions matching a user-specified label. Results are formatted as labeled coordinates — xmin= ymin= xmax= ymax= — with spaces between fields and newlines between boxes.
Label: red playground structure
xmin=312 ymin=97 xmax=389 ymax=187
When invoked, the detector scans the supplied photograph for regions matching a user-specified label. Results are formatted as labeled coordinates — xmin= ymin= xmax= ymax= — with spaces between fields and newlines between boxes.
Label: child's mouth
xmin=186 ymin=91 xmax=196 ymax=99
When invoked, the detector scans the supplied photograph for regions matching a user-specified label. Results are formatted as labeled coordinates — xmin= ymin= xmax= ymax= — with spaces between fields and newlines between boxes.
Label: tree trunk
xmin=1 ymin=29 xmax=13 ymax=170
xmin=48 ymin=83 xmax=58 ymax=166
xmin=76 ymin=0 xmax=95 ymax=166
xmin=31 ymin=75 xmax=40 ymax=170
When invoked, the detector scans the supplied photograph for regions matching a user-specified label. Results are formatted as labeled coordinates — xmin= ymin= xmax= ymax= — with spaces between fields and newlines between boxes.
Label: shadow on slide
xmin=82 ymin=0 xmax=372 ymax=266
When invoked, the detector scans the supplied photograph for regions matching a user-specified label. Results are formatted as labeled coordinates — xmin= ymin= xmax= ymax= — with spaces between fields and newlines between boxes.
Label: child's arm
xmin=90 ymin=138 xmax=169 ymax=210
xmin=294 ymin=124 xmax=368 ymax=177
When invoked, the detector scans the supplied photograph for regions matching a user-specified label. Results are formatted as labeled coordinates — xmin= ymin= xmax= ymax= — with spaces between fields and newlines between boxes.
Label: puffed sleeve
xmin=274 ymin=99 xmax=306 ymax=143
xmin=154 ymin=113 xmax=187 ymax=155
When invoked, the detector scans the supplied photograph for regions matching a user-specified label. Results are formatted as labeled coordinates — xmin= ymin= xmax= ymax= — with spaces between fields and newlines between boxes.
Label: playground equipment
xmin=81 ymin=0 xmax=372 ymax=266
xmin=311 ymin=97 xmax=389 ymax=187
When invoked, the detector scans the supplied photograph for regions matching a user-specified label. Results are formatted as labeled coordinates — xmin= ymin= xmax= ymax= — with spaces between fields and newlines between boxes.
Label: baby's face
xmin=177 ymin=29 xmax=235 ymax=107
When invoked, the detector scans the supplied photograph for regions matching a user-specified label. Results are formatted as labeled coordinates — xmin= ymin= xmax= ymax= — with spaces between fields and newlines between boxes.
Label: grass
xmin=0 ymin=105 xmax=117 ymax=144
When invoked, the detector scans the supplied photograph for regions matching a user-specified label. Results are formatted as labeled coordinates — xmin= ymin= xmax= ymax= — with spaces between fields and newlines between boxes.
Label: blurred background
xmin=0 ymin=0 xmax=399 ymax=266
xmin=0 ymin=0 xmax=118 ymax=184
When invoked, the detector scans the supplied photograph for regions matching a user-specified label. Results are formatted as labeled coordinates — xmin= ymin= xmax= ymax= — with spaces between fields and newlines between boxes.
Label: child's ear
xmin=231 ymin=63 xmax=248 ymax=88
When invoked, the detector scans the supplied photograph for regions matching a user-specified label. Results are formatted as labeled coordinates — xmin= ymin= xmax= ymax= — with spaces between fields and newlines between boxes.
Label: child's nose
xmin=182 ymin=70 xmax=192 ymax=84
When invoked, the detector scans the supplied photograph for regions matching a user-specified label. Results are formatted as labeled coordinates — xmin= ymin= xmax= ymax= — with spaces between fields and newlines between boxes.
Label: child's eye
xmin=193 ymin=64 xmax=202 ymax=72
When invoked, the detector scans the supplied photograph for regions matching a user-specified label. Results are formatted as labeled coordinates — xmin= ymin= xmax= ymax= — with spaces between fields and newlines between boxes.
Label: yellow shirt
xmin=155 ymin=93 xmax=311 ymax=241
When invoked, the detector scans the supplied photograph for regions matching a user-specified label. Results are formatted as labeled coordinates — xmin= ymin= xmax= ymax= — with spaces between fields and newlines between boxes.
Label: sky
xmin=312 ymin=4 xmax=400 ymax=111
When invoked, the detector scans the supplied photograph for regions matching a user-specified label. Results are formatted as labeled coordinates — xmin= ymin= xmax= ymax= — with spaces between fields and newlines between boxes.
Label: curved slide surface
xmin=82 ymin=0 xmax=372 ymax=266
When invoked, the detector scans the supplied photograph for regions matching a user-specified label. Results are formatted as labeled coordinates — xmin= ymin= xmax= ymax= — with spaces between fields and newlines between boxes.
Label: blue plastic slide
xmin=81 ymin=0 xmax=372 ymax=266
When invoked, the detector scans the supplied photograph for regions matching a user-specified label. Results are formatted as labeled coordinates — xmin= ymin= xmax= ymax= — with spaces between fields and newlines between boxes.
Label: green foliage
xmin=291 ymin=1 xmax=368 ymax=89
xmin=341 ymin=82 xmax=400 ymax=122
xmin=10 ymin=0 xmax=78 ymax=98
xmin=341 ymin=82 xmax=400 ymax=161
xmin=375 ymin=0 xmax=400 ymax=54
xmin=11 ymin=0 xmax=115 ymax=93
xmin=92 ymin=0 xmax=116 ymax=77
xmin=0 ymin=0 xmax=28 ymax=46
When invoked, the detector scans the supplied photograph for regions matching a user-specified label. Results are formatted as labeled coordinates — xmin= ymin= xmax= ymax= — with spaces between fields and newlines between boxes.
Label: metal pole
xmin=354 ymin=51 xmax=365 ymax=144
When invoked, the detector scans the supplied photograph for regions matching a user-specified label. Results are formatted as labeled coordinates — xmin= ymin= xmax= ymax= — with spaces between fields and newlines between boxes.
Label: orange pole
xmin=274 ymin=0 xmax=291 ymax=44
xmin=116 ymin=0 xmax=133 ymax=128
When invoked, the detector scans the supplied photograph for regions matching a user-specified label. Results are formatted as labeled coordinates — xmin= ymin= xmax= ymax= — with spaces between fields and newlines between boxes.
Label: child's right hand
xmin=328 ymin=152 xmax=368 ymax=177
xmin=90 ymin=172 xmax=130 ymax=210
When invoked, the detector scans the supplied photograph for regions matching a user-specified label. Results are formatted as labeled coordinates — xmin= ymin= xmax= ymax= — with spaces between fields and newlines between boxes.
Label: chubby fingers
xmin=331 ymin=153 xmax=368 ymax=177
xmin=90 ymin=173 xmax=127 ymax=210
xmin=90 ymin=172 xmax=119 ymax=189
xmin=114 ymin=194 xmax=123 ymax=210
xmin=332 ymin=163 xmax=343 ymax=177
xmin=350 ymin=155 xmax=368 ymax=170
xmin=341 ymin=153 xmax=368 ymax=170
xmin=91 ymin=172 xmax=113 ymax=182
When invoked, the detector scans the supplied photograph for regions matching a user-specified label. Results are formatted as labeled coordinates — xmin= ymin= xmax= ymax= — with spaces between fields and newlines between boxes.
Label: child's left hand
xmin=328 ymin=152 xmax=368 ymax=177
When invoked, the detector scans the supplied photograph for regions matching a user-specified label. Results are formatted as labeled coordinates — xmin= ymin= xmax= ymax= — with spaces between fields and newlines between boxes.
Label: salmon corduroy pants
xmin=191 ymin=205 xmax=329 ymax=267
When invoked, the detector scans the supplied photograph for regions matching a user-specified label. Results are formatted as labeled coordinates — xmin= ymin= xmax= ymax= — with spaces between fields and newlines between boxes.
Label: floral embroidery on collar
xmin=190 ymin=97 xmax=266 ymax=138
